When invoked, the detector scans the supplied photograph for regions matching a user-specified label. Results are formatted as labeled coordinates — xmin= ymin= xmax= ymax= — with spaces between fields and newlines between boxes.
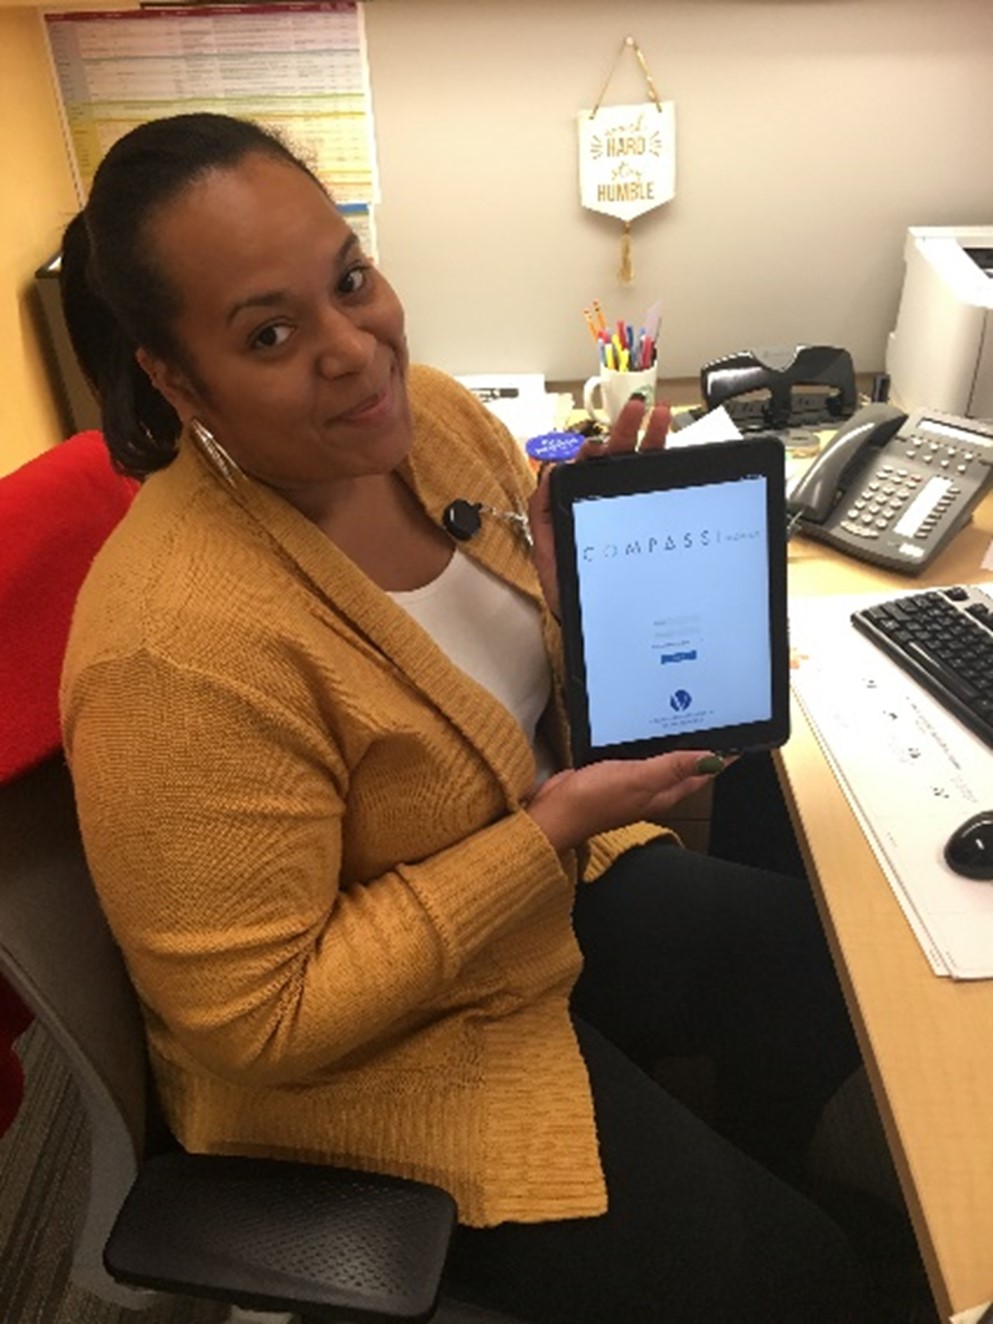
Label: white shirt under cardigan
xmin=389 ymin=549 xmax=557 ymax=784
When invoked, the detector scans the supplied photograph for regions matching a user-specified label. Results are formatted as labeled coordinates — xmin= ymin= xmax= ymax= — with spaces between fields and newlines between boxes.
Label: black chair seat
xmin=105 ymin=1151 xmax=456 ymax=1323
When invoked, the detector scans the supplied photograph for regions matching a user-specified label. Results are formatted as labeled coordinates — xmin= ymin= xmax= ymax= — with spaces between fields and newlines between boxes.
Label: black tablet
xmin=549 ymin=437 xmax=790 ymax=765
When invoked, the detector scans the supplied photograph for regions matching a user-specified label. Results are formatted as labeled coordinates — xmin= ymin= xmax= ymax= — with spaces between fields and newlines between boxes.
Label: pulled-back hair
xmin=60 ymin=113 xmax=321 ymax=478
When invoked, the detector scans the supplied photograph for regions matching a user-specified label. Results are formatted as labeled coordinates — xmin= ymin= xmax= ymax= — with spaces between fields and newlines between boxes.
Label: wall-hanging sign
xmin=578 ymin=36 xmax=675 ymax=283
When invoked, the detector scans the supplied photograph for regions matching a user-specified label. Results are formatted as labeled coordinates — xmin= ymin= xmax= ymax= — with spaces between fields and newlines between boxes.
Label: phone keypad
xmin=835 ymin=421 xmax=990 ymax=542
xmin=839 ymin=462 xmax=926 ymax=540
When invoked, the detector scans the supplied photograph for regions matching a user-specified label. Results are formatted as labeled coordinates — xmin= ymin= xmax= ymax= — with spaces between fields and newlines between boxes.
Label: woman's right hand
xmin=523 ymin=750 xmax=727 ymax=855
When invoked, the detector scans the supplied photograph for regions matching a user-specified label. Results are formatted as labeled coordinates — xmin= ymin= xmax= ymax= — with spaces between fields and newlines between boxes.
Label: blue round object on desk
xmin=525 ymin=431 xmax=585 ymax=463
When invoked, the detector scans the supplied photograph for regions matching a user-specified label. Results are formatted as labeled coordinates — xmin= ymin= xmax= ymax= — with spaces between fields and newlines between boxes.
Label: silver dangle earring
xmin=189 ymin=417 xmax=241 ymax=485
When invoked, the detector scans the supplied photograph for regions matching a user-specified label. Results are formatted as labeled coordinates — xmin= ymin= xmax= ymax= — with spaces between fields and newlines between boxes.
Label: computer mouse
xmin=944 ymin=811 xmax=993 ymax=881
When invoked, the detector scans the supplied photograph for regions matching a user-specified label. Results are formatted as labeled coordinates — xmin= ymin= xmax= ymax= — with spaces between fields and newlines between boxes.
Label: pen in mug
xmin=585 ymin=301 xmax=660 ymax=370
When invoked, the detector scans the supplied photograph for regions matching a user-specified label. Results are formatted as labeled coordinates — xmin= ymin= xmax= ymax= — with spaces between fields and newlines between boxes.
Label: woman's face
xmin=140 ymin=152 xmax=411 ymax=504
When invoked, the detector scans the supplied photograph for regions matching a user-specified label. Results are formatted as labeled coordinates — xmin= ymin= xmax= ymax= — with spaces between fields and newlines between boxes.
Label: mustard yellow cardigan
xmin=61 ymin=366 xmax=661 ymax=1226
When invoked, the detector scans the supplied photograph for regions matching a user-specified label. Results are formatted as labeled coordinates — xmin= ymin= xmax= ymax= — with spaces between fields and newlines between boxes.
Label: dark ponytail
xmin=59 ymin=113 xmax=322 ymax=479
xmin=60 ymin=211 xmax=181 ymax=476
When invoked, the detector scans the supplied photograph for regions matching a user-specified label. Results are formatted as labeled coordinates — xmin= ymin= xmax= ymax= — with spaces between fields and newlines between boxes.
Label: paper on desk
xmin=789 ymin=586 xmax=993 ymax=980
xmin=456 ymin=373 xmax=569 ymax=443
xmin=951 ymin=1303 xmax=993 ymax=1324
xmin=667 ymin=408 xmax=819 ymax=490
xmin=665 ymin=404 xmax=743 ymax=448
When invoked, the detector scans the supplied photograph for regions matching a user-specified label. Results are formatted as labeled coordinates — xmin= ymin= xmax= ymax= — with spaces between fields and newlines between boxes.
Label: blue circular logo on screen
xmin=670 ymin=689 xmax=693 ymax=713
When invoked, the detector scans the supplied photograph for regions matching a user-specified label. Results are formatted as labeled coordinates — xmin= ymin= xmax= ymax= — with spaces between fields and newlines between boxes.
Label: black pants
xmin=444 ymin=763 xmax=867 ymax=1323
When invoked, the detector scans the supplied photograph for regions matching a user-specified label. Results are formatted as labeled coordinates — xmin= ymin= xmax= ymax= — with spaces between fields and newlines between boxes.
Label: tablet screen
xmin=550 ymin=439 xmax=789 ymax=765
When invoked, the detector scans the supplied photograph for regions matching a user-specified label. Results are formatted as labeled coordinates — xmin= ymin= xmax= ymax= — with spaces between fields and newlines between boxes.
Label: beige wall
xmin=2 ymin=0 xmax=992 ymax=475
xmin=0 ymin=7 xmax=78 ymax=476
xmin=366 ymin=0 xmax=993 ymax=382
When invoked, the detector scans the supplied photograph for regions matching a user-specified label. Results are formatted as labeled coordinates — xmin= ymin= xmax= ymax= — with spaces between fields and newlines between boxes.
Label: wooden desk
xmin=780 ymin=494 xmax=993 ymax=1322
xmin=553 ymin=383 xmax=992 ymax=1312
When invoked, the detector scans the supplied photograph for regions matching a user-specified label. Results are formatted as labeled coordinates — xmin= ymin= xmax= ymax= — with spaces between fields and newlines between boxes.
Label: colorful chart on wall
xmin=42 ymin=1 xmax=379 ymax=255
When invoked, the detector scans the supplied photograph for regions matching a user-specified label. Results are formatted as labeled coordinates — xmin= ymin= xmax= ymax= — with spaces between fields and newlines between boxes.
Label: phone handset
xmin=786 ymin=402 xmax=908 ymax=528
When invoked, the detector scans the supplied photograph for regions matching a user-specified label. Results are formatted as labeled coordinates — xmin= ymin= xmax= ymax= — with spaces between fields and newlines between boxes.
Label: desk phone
xmin=787 ymin=404 xmax=993 ymax=573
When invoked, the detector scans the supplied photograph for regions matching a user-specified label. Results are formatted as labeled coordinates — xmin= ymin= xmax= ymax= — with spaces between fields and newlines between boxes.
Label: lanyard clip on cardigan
xmin=441 ymin=499 xmax=533 ymax=551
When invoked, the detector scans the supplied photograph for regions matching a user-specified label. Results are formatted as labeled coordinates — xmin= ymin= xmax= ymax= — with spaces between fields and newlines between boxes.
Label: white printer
xmin=886 ymin=225 xmax=993 ymax=421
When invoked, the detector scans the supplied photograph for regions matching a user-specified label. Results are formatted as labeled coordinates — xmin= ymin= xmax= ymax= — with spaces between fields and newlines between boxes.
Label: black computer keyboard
xmin=851 ymin=585 xmax=993 ymax=749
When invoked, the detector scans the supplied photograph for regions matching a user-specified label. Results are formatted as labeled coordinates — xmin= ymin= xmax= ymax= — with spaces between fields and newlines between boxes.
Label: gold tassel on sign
xmin=618 ymin=221 xmax=634 ymax=284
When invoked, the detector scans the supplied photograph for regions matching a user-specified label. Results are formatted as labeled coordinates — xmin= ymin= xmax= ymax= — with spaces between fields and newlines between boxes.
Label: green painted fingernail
xmin=695 ymin=754 xmax=726 ymax=775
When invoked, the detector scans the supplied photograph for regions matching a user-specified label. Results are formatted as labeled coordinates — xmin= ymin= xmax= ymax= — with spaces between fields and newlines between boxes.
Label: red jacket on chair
xmin=0 ymin=431 xmax=137 ymax=1133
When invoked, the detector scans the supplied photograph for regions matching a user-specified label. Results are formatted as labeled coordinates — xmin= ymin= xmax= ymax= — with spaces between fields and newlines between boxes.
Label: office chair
xmin=0 ymin=752 xmax=518 ymax=1324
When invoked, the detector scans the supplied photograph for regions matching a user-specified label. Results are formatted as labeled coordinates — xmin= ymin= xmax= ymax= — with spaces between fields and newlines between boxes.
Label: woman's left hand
xmin=528 ymin=396 xmax=671 ymax=617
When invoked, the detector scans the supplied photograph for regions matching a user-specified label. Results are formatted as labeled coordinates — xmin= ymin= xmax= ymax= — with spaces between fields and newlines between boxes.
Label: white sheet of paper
xmin=666 ymin=405 xmax=742 ymax=448
xmin=951 ymin=1302 xmax=993 ymax=1324
xmin=455 ymin=373 xmax=568 ymax=442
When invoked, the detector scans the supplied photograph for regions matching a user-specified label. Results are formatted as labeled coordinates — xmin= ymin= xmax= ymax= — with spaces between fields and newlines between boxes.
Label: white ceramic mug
xmin=583 ymin=366 xmax=659 ymax=427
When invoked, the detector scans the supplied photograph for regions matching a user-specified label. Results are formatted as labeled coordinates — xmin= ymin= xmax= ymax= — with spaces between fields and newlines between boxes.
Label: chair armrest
xmin=104 ymin=1152 xmax=457 ymax=1323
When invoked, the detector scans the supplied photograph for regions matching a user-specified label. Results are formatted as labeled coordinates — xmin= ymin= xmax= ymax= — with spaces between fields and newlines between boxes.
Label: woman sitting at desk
xmin=59 ymin=112 xmax=869 ymax=1322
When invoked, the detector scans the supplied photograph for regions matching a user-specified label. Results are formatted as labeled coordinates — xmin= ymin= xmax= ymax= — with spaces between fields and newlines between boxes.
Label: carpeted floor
xmin=0 ymin=1024 xmax=224 ymax=1324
